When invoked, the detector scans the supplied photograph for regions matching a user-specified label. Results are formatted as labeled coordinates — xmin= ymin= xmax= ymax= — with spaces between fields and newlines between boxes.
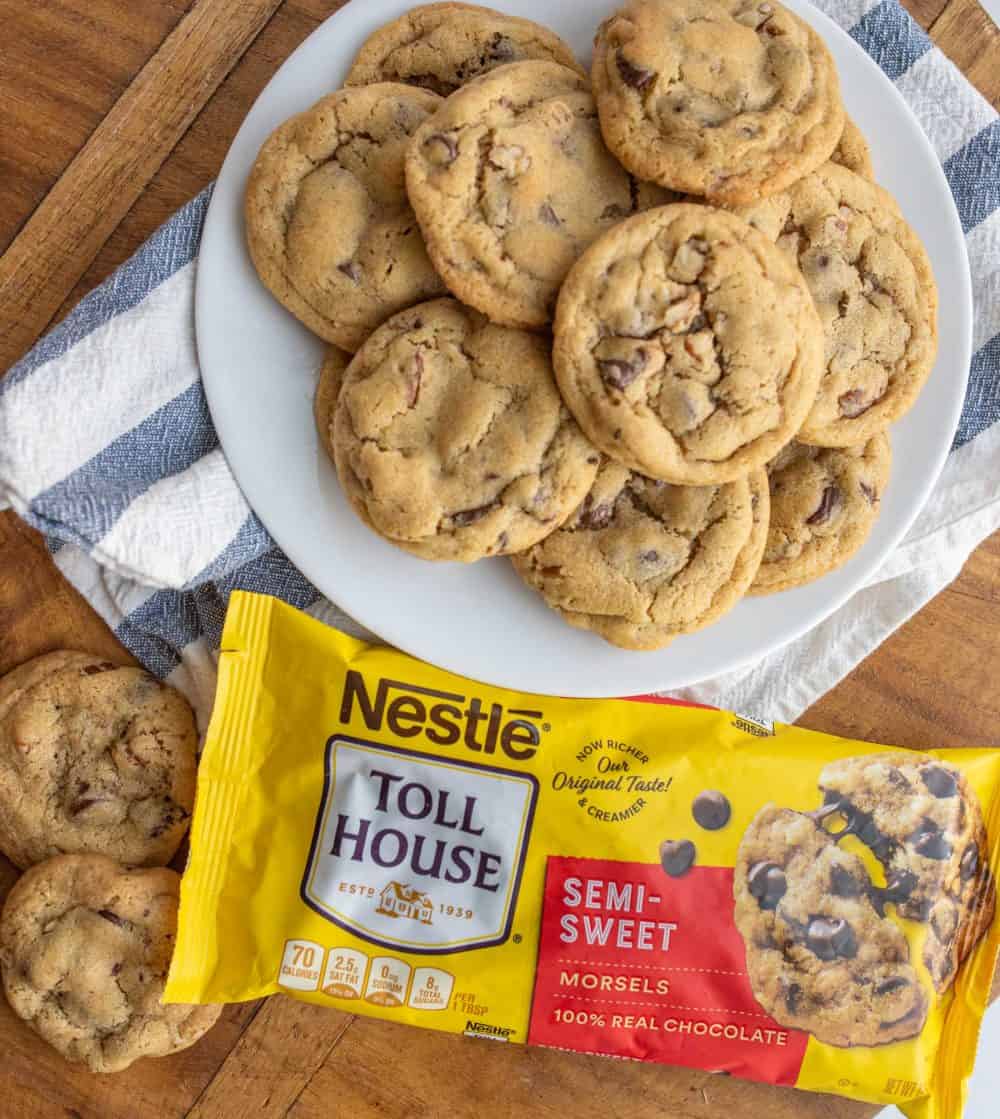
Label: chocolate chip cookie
xmin=0 ymin=854 xmax=221 ymax=1072
xmin=405 ymin=60 xmax=675 ymax=329
xmin=333 ymin=299 xmax=600 ymax=561
xmin=591 ymin=0 xmax=845 ymax=205
xmin=831 ymin=117 xmax=874 ymax=180
xmin=0 ymin=653 xmax=197 ymax=870
xmin=345 ymin=3 xmax=583 ymax=96
xmin=751 ymin=435 xmax=891 ymax=594
xmin=733 ymin=163 xmax=938 ymax=447
xmin=734 ymin=805 xmax=928 ymax=1047
xmin=511 ymin=459 xmax=768 ymax=650
xmin=246 ymin=84 xmax=447 ymax=352
xmin=819 ymin=754 xmax=996 ymax=992
xmin=314 ymin=347 xmax=351 ymax=461
xmin=553 ymin=203 xmax=824 ymax=485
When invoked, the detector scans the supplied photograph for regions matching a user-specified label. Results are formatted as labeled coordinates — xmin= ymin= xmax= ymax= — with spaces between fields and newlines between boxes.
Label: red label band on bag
xmin=529 ymin=857 xmax=807 ymax=1084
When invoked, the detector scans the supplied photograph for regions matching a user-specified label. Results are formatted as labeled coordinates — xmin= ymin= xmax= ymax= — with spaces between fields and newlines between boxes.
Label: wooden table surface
xmin=0 ymin=1 xmax=998 ymax=1116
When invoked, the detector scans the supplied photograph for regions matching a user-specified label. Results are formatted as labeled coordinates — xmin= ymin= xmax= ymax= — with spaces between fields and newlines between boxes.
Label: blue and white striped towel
xmin=1 ymin=0 xmax=998 ymax=727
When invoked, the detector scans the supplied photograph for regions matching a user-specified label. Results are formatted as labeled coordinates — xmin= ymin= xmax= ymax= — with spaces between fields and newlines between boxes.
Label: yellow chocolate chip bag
xmin=167 ymin=592 xmax=1000 ymax=1118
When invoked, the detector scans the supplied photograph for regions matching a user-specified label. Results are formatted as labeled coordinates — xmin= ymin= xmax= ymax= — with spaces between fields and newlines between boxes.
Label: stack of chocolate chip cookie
xmin=0 ymin=654 xmax=221 ymax=1072
xmin=246 ymin=0 xmax=939 ymax=652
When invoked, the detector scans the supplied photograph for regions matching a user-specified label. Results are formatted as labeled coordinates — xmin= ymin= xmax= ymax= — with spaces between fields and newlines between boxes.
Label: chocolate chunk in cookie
xmin=0 ymin=652 xmax=197 ymax=870
xmin=733 ymin=164 xmax=938 ymax=447
xmin=0 ymin=855 xmax=221 ymax=1072
xmin=344 ymin=3 xmax=584 ymax=96
xmin=246 ymin=84 xmax=447 ymax=352
xmin=512 ymin=459 xmax=769 ymax=651
xmin=734 ymin=805 xmax=928 ymax=1047
xmin=591 ymin=0 xmax=845 ymax=205
xmin=751 ymin=436 xmax=891 ymax=595
xmin=405 ymin=60 xmax=676 ymax=330
xmin=333 ymin=299 xmax=599 ymax=562
xmin=819 ymin=754 xmax=996 ymax=992
xmin=553 ymin=204 xmax=824 ymax=485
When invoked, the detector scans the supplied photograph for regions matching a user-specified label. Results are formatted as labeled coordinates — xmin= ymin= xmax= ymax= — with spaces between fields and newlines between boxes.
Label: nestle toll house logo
xmin=301 ymin=738 xmax=538 ymax=953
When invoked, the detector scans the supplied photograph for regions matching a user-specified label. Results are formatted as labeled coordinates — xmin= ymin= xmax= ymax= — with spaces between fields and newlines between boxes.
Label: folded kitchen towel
xmin=1 ymin=0 xmax=999 ymax=727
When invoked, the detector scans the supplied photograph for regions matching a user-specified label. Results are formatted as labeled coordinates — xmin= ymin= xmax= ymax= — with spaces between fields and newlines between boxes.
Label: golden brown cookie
xmin=405 ymin=60 xmax=676 ymax=329
xmin=0 ymin=855 xmax=221 ymax=1073
xmin=512 ymin=460 xmax=769 ymax=650
xmin=591 ymin=0 xmax=845 ymax=205
xmin=0 ymin=652 xmax=197 ymax=870
xmin=553 ymin=203 xmax=824 ymax=484
xmin=751 ymin=435 xmax=891 ymax=594
xmin=314 ymin=347 xmax=351 ymax=462
xmin=733 ymin=163 xmax=938 ymax=446
xmin=245 ymin=84 xmax=447 ymax=352
xmin=345 ymin=2 xmax=583 ymax=95
xmin=333 ymin=299 xmax=600 ymax=562
xmin=831 ymin=117 xmax=874 ymax=180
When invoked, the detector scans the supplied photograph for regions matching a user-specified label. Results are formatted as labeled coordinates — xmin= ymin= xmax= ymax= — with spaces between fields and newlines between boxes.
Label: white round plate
xmin=197 ymin=0 xmax=972 ymax=698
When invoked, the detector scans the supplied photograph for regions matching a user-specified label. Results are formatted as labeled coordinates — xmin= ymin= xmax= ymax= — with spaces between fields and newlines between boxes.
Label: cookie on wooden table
xmin=591 ymin=0 xmax=845 ymax=205
xmin=333 ymin=299 xmax=600 ymax=562
xmin=553 ymin=203 xmax=824 ymax=485
xmin=246 ymin=84 xmax=447 ymax=352
xmin=751 ymin=435 xmax=891 ymax=594
xmin=733 ymin=163 xmax=939 ymax=446
xmin=0 ymin=854 xmax=221 ymax=1073
xmin=512 ymin=460 xmax=769 ymax=650
xmin=0 ymin=652 xmax=196 ymax=870
xmin=345 ymin=2 xmax=583 ymax=95
xmin=405 ymin=60 xmax=676 ymax=330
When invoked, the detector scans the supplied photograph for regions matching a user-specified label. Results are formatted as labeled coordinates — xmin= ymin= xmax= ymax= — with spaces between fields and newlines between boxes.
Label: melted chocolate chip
xmin=97 ymin=909 xmax=126 ymax=928
xmin=886 ymin=767 xmax=910 ymax=789
xmin=838 ymin=389 xmax=871 ymax=418
xmin=858 ymin=482 xmax=877 ymax=505
xmin=616 ymin=51 xmax=657 ymax=91
xmin=338 ymin=261 xmax=361 ymax=283
xmin=660 ymin=839 xmax=696 ymax=878
xmin=806 ymin=485 xmax=842 ymax=526
xmin=911 ymin=819 xmax=952 ymax=860
xmin=960 ymin=842 xmax=980 ymax=881
xmin=921 ymin=765 xmax=958 ymax=799
xmin=81 ymin=661 xmax=118 ymax=676
xmin=747 ymin=861 xmax=786 ymax=910
xmin=784 ymin=981 xmax=802 ymax=1014
xmin=452 ymin=504 xmax=494 ymax=527
xmin=829 ymin=864 xmax=863 ymax=898
xmin=581 ymin=502 xmax=614 ymax=530
xmin=838 ymin=292 xmax=851 ymax=316
xmin=806 ymin=916 xmax=857 ymax=961
xmin=816 ymin=254 xmax=831 ymax=268
xmin=597 ymin=349 xmax=648 ymax=391
xmin=692 ymin=791 xmax=731 ymax=831
xmin=539 ymin=202 xmax=561 ymax=227
xmin=639 ymin=549 xmax=660 ymax=563
xmin=487 ymin=32 xmax=515 ymax=63
xmin=69 ymin=797 xmax=107 ymax=816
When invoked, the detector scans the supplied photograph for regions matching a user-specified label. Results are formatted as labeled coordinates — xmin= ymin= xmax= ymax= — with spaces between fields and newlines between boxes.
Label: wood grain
xmin=0 ymin=0 xmax=284 ymax=372
xmin=0 ymin=2 xmax=997 ymax=1118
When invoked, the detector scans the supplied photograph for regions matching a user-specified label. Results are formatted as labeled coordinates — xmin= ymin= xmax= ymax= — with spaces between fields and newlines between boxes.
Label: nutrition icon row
xmin=278 ymin=939 xmax=454 ymax=1010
